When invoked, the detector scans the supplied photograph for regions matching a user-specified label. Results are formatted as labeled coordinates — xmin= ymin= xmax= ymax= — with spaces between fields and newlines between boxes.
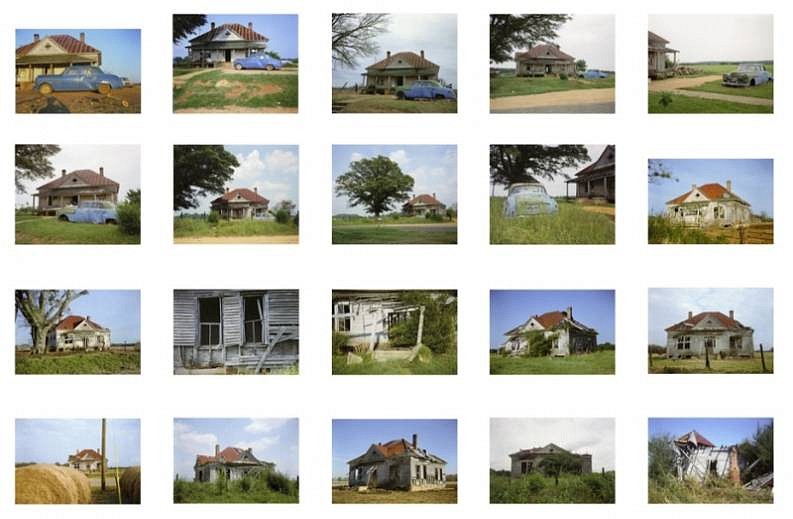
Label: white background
xmin=2 ymin=0 xmax=789 ymax=517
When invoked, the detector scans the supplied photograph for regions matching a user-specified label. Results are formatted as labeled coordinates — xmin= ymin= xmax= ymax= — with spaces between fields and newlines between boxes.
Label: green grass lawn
xmin=649 ymin=353 xmax=773 ymax=374
xmin=174 ymin=218 xmax=298 ymax=238
xmin=172 ymin=67 xmax=196 ymax=77
xmin=15 ymin=216 xmax=139 ymax=244
xmin=332 ymin=352 xmax=457 ymax=375
xmin=490 ymin=198 xmax=614 ymax=245
xmin=490 ymin=75 xmax=614 ymax=98
xmin=332 ymin=225 xmax=457 ymax=244
xmin=682 ymin=80 xmax=773 ymax=99
xmin=15 ymin=351 xmax=141 ymax=374
xmin=332 ymin=92 xmax=457 ymax=113
xmin=174 ymin=70 xmax=298 ymax=110
xmin=649 ymin=476 xmax=772 ymax=504
xmin=491 ymin=472 xmax=615 ymax=504
xmin=684 ymin=63 xmax=774 ymax=76
xmin=648 ymin=92 xmax=773 ymax=114
xmin=490 ymin=350 xmax=615 ymax=375
xmin=173 ymin=478 xmax=298 ymax=504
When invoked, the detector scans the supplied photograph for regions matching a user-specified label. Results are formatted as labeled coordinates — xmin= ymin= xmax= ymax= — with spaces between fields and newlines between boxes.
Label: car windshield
xmin=736 ymin=64 xmax=760 ymax=72
xmin=509 ymin=184 xmax=544 ymax=195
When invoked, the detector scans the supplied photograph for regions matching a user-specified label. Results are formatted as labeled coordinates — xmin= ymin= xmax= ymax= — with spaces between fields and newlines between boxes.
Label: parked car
xmin=722 ymin=63 xmax=772 ymax=87
xmin=503 ymin=183 xmax=559 ymax=217
xmin=578 ymin=69 xmax=609 ymax=79
xmin=35 ymin=65 xmax=124 ymax=95
xmin=233 ymin=54 xmax=282 ymax=71
xmin=56 ymin=201 xmax=118 ymax=224
xmin=396 ymin=80 xmax=456 ymax=100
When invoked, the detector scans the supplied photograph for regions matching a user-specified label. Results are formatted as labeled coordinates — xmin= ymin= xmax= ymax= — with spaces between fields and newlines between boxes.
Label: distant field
xmin=649 ymin=353 xmax=773 ymax=374
xmin=332 ymin=352 xmax=457 ymax=375
xmin=491 ymin=472 xmax=615 ymax=504
xmin=332 ymin=483 xmax=457 ymax=504
xmin=174 ymin=218 xmax=298 ymax=238
xmin=15 ymin=351 xmax=141 ymax=374
xmin=490 ymin=198 xmax=614 ymax=245
xmin=15 ymin=216 xmax=139 ymax=245
xmin=490 ymin=350 xmax=615 ymax=375
xmin=648 ymin=92 xmax=772 ymax=114
xmin=332 ymin=91 xmax=457 ymax=113
xmin=490 ymin=74 xmax=614 ymax=98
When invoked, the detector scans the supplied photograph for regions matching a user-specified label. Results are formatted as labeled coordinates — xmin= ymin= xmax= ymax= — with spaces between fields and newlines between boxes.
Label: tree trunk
xmin=32 ymin=326 xmax=49 ymax=354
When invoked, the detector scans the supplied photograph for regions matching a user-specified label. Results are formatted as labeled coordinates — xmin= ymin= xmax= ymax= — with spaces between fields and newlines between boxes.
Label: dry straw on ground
xmin=15 ymin=464 xmax=91 ymax=504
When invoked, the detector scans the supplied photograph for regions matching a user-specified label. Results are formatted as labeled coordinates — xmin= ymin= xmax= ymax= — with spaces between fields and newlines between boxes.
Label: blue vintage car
xmin=233 ymin=55 xmax=283 ymax=71
xmin=722 ymin=63 xmax=773 ymax=87
xmin=503 ymin=183 xmax=559 ymax=217
xmin=56 ymin=201 xmax=118 ymax=224
xmin=35 ymin=65 xmax=124 ymax=95
xmin=396 ymin=80 xmax=456 ymax=100
xmin=578 ymin=69 xmax=609 ymax=79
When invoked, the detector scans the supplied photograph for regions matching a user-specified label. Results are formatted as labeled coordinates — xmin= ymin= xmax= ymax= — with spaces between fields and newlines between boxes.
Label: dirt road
xmin=174 ymin=235 xmax=298 ymax=244
xmin=16 ymin=85 xmax=141 ymax=113
xmin=649 ymin=75 xmax=773 ymax=106
xmin=490 ymin=88 xmax=615 ymax=113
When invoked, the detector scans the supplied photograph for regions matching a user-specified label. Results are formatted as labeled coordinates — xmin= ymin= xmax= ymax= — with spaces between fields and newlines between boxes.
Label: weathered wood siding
xmin=222 ymin=294 xmax=242 ymax=346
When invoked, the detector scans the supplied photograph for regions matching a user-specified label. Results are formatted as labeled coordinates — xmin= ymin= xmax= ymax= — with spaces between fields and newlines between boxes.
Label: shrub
xmin=425 ymin=213 xmax=445 ymax=222
xmin=388 ymin=292 xmax=457 ymax=354
xmin=659 ymin=92 xmax=673 ymax=108
xmin=293 ymin=211 xmax=299 ymax=226
xmin=559 ymin=73 xmax=568 ymax=80
xmin=332 ymin=332 xmax=349 ymax=355
xmin=117 ymin=202 xmax=140 ymax=236
xmin=207 ymin=211 xmax=220 ymax=224
xmin=274 ymin=209 xmax=290 ymax=224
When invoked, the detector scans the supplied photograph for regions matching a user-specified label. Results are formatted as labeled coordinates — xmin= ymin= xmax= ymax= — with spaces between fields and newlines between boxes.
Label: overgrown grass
xmin=332 ymin=352 xmax=457 ymax=375
xmin=490 ymin=198 xmax=614 ymax=245
xmin=174 ymin=471 xmax=298 ymax=504
xmin=15 ymin=351 xmax=141 ymax=374
xmin=174 ymin=70 xmax=298 ymax=110
xmin=332 ymin=225 xmax=457 ymax=244
xmin=490 ymin=350 xmax=615 ymax=375
xmin=648 ymin=92 xmax=773 ymax=114
xmin=332 ymin=215 xmax=451 ymax=226
xmin=682 ymin=80 xmax=773 ymax=99
xmin=684 ymin=63 xmax=774 ymax=76
xmin=649 ymin=474 xmax=772 ymax=504
xmin=332 ymin=484 xmax=457 ymax=503
xmin=649 ymin=353 xmax=773 ymax=374
xmin=174 ymin=217 xmax=298 ymax=238
xmin=15 ymin=216 xmax=139 ymax=245
xmin=647 ymin=216 xmax=729 ymax=244
xmin=490 ymin=472 xmax=615 ymax=504
xmin=490 ymin=74 xmax=614 ymax=98
xmin=332 ymin=91 xmax=457 ymax=113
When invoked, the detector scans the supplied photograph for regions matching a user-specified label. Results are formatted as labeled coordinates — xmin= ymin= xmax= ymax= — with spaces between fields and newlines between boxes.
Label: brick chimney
xmin=61 ymin=169 xmax=66 ymax=176
xmin=566 ymin=306 xmax=573 ymax=319
xmin=432 ymin=192 xmax=436 ymax=199
xmin=34 ymin=34 xmax=40 ymax=42
xmin=386 ymin=51 xmax=391 ymax=59
xmin=688 ymin=311 xmax=693 ymax=320
xmin=215 ymin=444 xmax=220 ymax=457
xmin=211 ymin=22 xmax=216 ymax=30
xmin=80 ymin=32 xmax=85 ymax=43
xmin=729 ymin=310 xmax=734 ymax=320
xmin=99 ymin=166 xmax=104 ymax=177
xmin=420 ymin=50 xmax=425 ymax=59
xmin=248 ymin=22 xmax=253 ymax=30
xmin=254 ymin=187 xmax=258 ymax=194
xmin=412 ymin=434 xmax=418 ymax=448
xmin=692 ymin=183 xmax=697 ymax=191
xmin=225 ymin=187 xmax=230 ymax=194
xmin=726 ymin=180 xmax=732 ymax=192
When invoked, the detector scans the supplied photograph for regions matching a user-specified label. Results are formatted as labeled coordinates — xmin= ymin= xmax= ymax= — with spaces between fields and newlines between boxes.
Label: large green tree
xmin=490 ymin=14 xmax=571 ymax=63
xmin=173 ymin=15 xmax=207 ymax=44
xmin=173 ymin=145 xmax=239 ymax=211
xmin=647 ymin=434 xmax=677 ymax=481
xmin=490 ymin=144 xmax=589 ymax=187
xmin=539 ymin=452 xmax=584 ymax=486
xmin=738 ymin=422 xmax=773 ymax=483
xmin=332 ymin=13 xmax=390 ymax=69
xmin=15 ymin=144 xmax=61 ymax=194
xmin=15 ymin=290 xmax=87 ymax=354
xmin=335 ymin=155 xmax=414 ymax=217
xmin=389 ymin=291 xmax=457 ymax=354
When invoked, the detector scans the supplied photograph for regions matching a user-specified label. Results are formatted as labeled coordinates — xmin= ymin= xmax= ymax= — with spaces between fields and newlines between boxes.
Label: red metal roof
xmin=56 ymin=315 xmax=105 ymax=331
xmin=37 ymin=169 xmax=119 ymax=192
xmin=69 ymin=448 xmax=102 ymax=461
xmin=367 ymin=51 xmax=439 ymax=71
xmin=665 ymin=311 xmax=745 ymax=332
xmin=676 ymin=430 xmax=715 ymax=448
xmin=666 ymin=183 xmax=746 ymax=206
xmin=191 ymin=23 xmax=269 ymax=43
xmin=406 ymin=194 xmax=443 ymax=206
xmin=211 ymin=188 xmax=269 ymax=205
xmin=516 ymin=43 xmax=575 ymax=62
xmin=534 ymin=310 xmax=566 ymax=329
xmin=17 ymin=34 xmax=99 ymax=57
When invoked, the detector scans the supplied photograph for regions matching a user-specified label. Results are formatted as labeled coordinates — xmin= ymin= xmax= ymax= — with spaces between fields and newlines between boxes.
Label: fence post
xmin=760 ymin=343 xmax=768 ymax=373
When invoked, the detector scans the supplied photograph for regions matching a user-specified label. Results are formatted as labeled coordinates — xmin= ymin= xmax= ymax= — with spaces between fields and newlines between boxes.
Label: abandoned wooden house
xmin=194 ymin=445 xmax=275 ymax=482
xmin=566 ymin=145 xmax=615 ymax=203
xmin=665 ymin=310 xmax=755 ymax=359
xmin=514 ymin=43 xmax=576 ymax=77
xmin=509 ymin=443 xmax=592 ymax=478
xmin=362 ymin=51 xmax=441 ymax=91
xmin=672 ymin=431 xmax=740 ymax=483
xmin=16 ymin=33 xmax=101 ymax=84
xmin=47 ymin=315 xmax=111 ymax=352
xmin=210 ymin=188 xmax=270 ymax=220
xmin=648 ymin=31 xmax=678 ymax=79
xmin=347 ymin=434 xmax=447 ymax=491
xmin=67 ymin=448 xmax=105 ymax=472
xmin=402 ymin=193 xmax=446 ymax=216
xmin=34 ymin=168 xmax=119 ymax=214
xmin=173 ymin=290 xmax=298 ymax=373
xmin=187 ymin=22 xmax=269 ymax=67
xmin=664 ymin=181 xmax=752 ymax=228
xmin=502 ymin=306 xmax=598 ymax=356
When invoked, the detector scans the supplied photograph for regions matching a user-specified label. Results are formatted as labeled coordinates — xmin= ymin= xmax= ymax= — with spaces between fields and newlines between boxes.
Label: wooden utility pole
xmin=101 ymin=418 xmax=107 ymax=491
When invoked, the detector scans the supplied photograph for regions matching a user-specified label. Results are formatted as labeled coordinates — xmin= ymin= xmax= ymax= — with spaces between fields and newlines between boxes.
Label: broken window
xmin=199 ymin=297 xmax=221 ymax=346
xmin=704 ymin=336 xmax=716 ymax=352
xmin=521 ymin=461 xmax=528 ymax=474
xmin=730 ymin=336 xmax=743 ymax=350
xmin=335 ymin=302 xmax=351 ymax=332
xmin=64 ymin=334 xmax=73 ymax=345
xmin=244 ymin=296 xmax=263 ymax=344
xmin=416 ymin=465 xmax=421 ymax=479
xmin=676 ymin=336 xmax=691 ymax=350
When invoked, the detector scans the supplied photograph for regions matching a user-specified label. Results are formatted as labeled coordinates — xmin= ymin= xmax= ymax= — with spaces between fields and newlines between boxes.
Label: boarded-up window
xmin=335 ymin=302 xmax=351 ymax=332
xmin=244 ymin=296 xmax=263 ymax=344
xmin=199 ymin=297 xmax=221 ymax=346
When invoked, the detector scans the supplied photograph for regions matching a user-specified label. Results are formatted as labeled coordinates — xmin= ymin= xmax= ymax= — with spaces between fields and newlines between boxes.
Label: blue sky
xmin=332 ymin=419 xmax=457 ymax=478
xmin=173 ymin=15 xmax=298 ymax=59
xmin=490 ymin=290 xmax=615 ymax=348
xmin=332 ymin=14 xmax=457 ymax=87
xmin=176 ymin=145 xmax=299 ymax=216
xmin=648 ymin=159 xmax=773 ymax=216
xmin=15 ymin=290 xmax=141 ymax=345
xmin=648 ymin=288 xmax=773 ymax=348
xmin=332 ymin=145 xmax=457 ymax=216
xmin=649 ymin=418 xmax=772 ymax=446
xmin=16 ymin=419 xmax=140 ymax=467
xmin=174 ymin=418 xmax=298 ymax=479
xmin=16 ymin=29 xmax=141 ymax=83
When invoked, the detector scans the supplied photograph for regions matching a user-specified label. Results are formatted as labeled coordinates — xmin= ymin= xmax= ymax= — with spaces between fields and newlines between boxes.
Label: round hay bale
xmin=15 ymin=464 xmax=90 ymax=504
xmin=120 ymin=467 xmax=141 ymax=504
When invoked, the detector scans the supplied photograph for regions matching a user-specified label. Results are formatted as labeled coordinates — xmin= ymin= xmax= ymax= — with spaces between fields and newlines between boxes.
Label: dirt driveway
xmin=490 ymin=88 xmax=615 ymax=113
xmin=649 ymin=75 xmax=773 ymax=106
xmin=174 ymin=235 xmax=298 ymax=244
xmin=16 ymin=85 xmax=141 ymax=113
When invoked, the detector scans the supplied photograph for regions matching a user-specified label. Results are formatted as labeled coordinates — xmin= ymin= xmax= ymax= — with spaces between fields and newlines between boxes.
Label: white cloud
xmin=244 ymin=418 xmax=290 ymax=434
xmin=388 ymin=149 xmax=410 ymax=168
xmin=350 ymin=152 xmax=364 ymax=162
xmin=233 ymin=149 xmax=265 ymax=181
xmin=264 ymin=149 xmax=298 ymax=174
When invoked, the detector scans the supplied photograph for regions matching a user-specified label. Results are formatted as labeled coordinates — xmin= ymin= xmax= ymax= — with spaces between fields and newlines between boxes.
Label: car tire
xmin=396 ymin=91 xmax=405 ymax=100
xmin=434 ymin=94 xmax=445 ymax=100
xmin=234 ymin=64 xmax=243 ymax=70
xmin=266 ymin=65 xmax=274 ymax=71
xmin=38 ymin=83 xmax=53 ymax=95
xmin=105 ymin=219 xmax=117 ymax=225
xmin=57 ymin=215 xmax=68 ymax=222
xmin=98 ymin=83 xmax=111 ymax=95
xmin=750 ymin=79 xmax=756 ymax=86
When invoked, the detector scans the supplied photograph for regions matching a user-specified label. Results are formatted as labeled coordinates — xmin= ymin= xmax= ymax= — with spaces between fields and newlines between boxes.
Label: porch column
xmin=604 ymin=177 xmax=608 ymax=198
